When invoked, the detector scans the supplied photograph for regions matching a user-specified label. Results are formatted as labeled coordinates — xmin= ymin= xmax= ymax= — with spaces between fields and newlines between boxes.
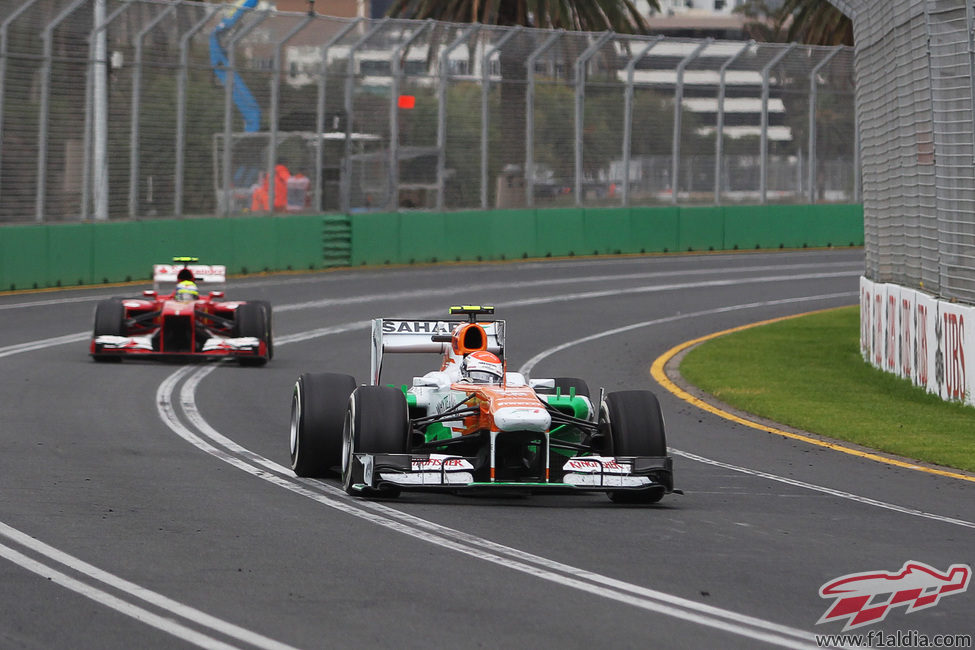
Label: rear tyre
xmin=290 ymin=373 xmax=357 ymax=477
xmin=601 ymin=390 xmax=668 ymax=504
xmin=92 ymin=298 xmax=125 ymax=363
xmin=342 ymin=386 xmax=410 ymax=497
xmin=234 ymin=302 xmax=269 ymax=366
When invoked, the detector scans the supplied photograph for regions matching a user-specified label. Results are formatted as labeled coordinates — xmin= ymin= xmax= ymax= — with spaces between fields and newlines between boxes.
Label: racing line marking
xmin=0 ymin=519 xmax=300 ymax=650
xmin=649 ymin=312 xmax=975 ymax=485
xmin=160 ymin=346 xmax=825 ymax=650
xmin=158 ymin=291 xmax=973 ymax=647
xmin=0 ymin=262 xmax=940 ymax=648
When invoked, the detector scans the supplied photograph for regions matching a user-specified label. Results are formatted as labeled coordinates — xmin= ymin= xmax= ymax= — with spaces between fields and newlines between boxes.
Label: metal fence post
xmin=130 ymin=2 xmax=183 ymax=219
xmin=267 ymin=13 xmax=315 ymax=212
xmin=760 ymin=43 xmax=797 ymax=204
xmin=480 ymin=26 xmax=521 ymax=210
xmin=714 ymin=41 xmax=752 ymax=204
xmin=36 ymin=0 xmax=89 ymax=222
xmin=175 ymin=6 xmax=220 ymax=218
xmin=0 ymin=0 xmax=44 ymax=206
xmin=808 ymin=47 xmax=842 ymax=203
xmin=438 ymin=25 xmax=479 ymax=212
xmin=671 ymin=39 xmax=710 ymax=206
xmin=388 ymin=20 xmax=433 ymax=212
xmin=343 ymin=20 xmax=388 ymax=214
xmin=220 ymin=8 xmax=269 ymax=216
xmin=621 ymin=36 xmax=663 ymax=207
xmin=525 ymin=31 xmax=563 ymax=208
xmin=574 ymin=31 xmax=614 ymax=207
xmin=313 ymin=18 xmax=361 ymax=213
xmin=83 ymin=0 xmax=132 ymax=221
xmin=966 ymin=1 xmax=975 ymax=167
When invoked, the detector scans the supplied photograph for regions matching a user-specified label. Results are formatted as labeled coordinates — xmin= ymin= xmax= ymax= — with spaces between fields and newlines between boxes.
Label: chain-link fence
xmin=854 ymin=0 xmax=975 ymax=304
xmin=0 ymin=0 xmax=855 ymax=224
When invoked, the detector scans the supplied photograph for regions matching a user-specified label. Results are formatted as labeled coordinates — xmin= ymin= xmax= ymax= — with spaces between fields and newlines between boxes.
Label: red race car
xmin=90 ymin=257 xmax=272 ymax=365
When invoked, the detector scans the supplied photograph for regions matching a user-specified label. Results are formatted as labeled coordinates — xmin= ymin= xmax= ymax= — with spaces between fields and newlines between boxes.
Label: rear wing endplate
xmin=371 ymin=318 xmax=504 ymax=385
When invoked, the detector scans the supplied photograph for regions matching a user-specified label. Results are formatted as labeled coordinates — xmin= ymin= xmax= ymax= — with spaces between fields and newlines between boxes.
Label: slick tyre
xmin=234 ymin=302 xmax=269 ymax=366
xmin=600 ymin=390 xmax=667 ymax=504
xmin=290 ymin=373 xmax=357 ymax=477
xmin=251 ymin=300 xmax=274 ymax=360
xmin=342 ymin=386 xmax=410 ymax=497
xmin=92 ymin=298 xmax=125 ymax=362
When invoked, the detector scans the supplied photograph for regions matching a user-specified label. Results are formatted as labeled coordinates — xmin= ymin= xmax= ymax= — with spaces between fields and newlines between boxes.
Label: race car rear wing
xmin=371 ymin=317 xmax=505 ymax=385
xmin=152 ymin=262 xmax=227 ymax=293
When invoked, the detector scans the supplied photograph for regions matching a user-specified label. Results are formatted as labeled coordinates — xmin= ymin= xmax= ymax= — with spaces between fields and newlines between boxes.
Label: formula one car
xmin=89 ymin=257 xmax=272 ymax=365
xmin=289 ymin=306 xmax=675 ymax=503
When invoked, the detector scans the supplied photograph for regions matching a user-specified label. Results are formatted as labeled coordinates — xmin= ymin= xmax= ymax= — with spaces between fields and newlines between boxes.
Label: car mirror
xmin=209 ymin=291 xmax=224 ymax=299
xmin=143 ymin=290 xmax=157 ymax=298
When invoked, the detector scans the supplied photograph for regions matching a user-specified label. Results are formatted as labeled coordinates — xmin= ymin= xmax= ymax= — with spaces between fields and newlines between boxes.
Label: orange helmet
xmin=462 ymin=350 xmax=503 ymax=384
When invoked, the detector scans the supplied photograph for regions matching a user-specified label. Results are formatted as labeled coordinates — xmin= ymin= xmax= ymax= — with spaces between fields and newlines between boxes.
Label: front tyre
xmin=342 ymin=386 xmax=409 ymax=497
xmin=234 ymin=302 xmax=270 ymax=366
xmin=250 ymin=300 xmax=274 ymax=360
xmin=601 ymin=390 xmax=668 ymax=504
xmin=290 ymin=373 xmax=357 ymax=477
xmin=92 ymin=298 xmax=125 ymax=362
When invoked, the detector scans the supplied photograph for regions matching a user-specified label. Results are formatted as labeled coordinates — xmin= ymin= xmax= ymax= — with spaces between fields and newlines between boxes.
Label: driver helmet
xmin=462 ymin=350 xmax=503 ymax=384
xmin=175 ymin=280 xmax=199 ymax=302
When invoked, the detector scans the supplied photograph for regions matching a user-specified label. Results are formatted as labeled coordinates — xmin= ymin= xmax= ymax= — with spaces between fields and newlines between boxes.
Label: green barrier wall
xmin=0 ymin=205 xmax=863 ymax=291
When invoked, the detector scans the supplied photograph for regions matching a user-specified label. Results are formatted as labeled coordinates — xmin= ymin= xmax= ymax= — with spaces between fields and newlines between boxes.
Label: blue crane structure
xmin=209 ymin=0 xmax=261 ymax=132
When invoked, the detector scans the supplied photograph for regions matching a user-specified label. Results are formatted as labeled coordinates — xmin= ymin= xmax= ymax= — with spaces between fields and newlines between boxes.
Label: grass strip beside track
xmin=676 ymin=306 xmax=975 ymax=474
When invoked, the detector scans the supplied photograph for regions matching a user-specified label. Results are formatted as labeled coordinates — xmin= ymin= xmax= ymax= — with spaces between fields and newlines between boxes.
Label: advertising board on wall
xmin=860 ymin=277 xmax=971 ymax=405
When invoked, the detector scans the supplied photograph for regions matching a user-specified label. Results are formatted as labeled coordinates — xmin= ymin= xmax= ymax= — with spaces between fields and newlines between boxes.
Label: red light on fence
xmin=398 ymin=94 xmax=416 ymax=109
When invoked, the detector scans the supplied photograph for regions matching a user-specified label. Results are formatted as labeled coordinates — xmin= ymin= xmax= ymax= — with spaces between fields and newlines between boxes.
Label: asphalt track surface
xmin=1 ymin=249 xmax=972 ymax=650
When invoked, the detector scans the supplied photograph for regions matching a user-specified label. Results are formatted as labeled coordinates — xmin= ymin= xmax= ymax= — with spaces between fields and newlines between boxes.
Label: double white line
xmin=156 ymin=326 xmax=825 ymax=650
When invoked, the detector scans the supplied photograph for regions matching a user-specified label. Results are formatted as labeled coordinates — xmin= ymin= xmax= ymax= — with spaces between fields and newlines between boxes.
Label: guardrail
xmin=0 ymin=204 xmax=862 ymax=291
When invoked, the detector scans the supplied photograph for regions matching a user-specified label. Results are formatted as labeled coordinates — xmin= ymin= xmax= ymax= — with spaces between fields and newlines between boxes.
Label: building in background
xmin=274 ymin=0 xmax=396 ymax=19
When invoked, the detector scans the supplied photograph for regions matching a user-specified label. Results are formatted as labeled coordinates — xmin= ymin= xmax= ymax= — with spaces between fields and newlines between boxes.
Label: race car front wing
xmin=348 ymin=452 xmax=674 ymax=495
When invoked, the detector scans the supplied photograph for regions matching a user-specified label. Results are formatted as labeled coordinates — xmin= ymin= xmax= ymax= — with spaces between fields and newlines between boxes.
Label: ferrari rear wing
xmin=152 ymin=260 xmax=227 ymax=294
xmin=152 ymin=264 xmax=227 ymax=284
xmin=370 ymin=317 xmax=504 ymax=385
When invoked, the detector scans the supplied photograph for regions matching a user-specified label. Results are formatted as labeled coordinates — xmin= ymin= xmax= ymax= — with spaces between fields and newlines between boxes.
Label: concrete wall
xmin=0 ymin=205 xmax=862 ymax=291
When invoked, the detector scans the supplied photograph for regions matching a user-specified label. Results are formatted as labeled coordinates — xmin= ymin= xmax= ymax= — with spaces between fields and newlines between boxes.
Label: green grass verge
xmin=678 ymin=305 xmax=975 ymax=473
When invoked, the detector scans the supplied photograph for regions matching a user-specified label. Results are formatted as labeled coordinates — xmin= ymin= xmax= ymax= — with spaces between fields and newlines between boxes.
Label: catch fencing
xmin=854 ymin=0 xmax=975 ymax=305
xmin=0 ymin=0 xmax=855 ymax=223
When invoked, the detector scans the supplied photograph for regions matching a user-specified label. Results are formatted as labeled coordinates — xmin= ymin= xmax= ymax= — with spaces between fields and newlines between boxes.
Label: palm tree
xmin=386 ymin=0 xmax=653 ymax=32
xmin=737 ymin=0 xmax=853 ymax=46
xmin=781 ymin=0 xmax=853 ymax=46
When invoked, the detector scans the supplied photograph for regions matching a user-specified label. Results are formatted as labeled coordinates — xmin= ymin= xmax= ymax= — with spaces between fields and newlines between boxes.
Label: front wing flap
xmin=349 ymin=453 xmax=673 ymax=495
xmin=90 ymin=335 xmax=265 ymax=358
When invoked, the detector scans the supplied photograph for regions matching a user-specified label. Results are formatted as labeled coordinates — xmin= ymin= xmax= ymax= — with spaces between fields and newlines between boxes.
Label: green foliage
xmin=386 ymin=0 xmax=656 ymax=33
xmin=736 ymin=0 xmax=853 ymax=46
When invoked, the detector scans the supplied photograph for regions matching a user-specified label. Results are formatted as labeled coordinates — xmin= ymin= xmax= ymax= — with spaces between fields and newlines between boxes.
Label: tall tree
xmin=738 ymin=0 xmax=853 ymax=46
xmin=386 ymin=0 xmax=653 ymax=32
xmin=781 ymin=0 xmax=853 ymax=46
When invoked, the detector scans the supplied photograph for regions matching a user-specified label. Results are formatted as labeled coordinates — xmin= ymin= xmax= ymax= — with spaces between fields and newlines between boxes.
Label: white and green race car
xmin=289 ymin=306 xmax=676 ymax=504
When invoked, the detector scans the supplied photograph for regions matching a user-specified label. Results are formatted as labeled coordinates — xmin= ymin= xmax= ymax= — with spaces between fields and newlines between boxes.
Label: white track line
xmin=0 ymin=265 xmax=865 ymax=648
xmin=162 ymin=362 xmax=824 ymax=649
xmin=0 ymin=522 xmax=299 ymax=650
